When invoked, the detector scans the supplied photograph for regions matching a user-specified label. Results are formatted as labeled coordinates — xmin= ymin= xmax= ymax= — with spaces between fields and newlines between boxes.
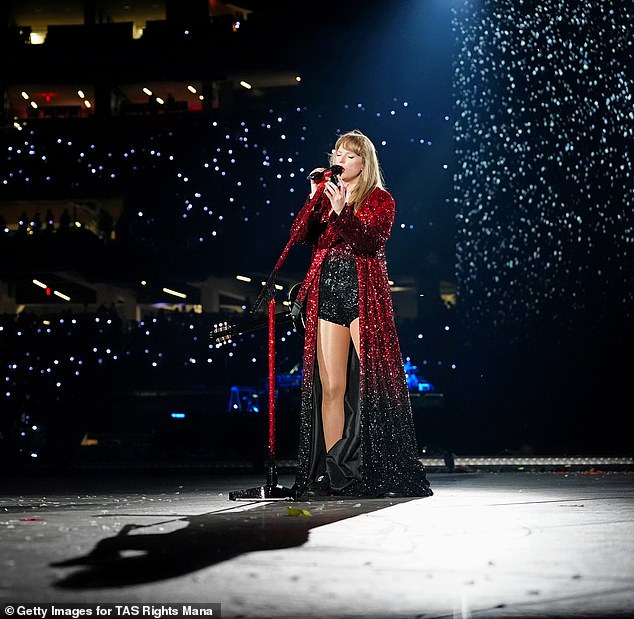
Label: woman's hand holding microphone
xmin=307 ymin=165 xmax=346 ymax=214
xmin=323 ymin=176 xmax=346 ymax=215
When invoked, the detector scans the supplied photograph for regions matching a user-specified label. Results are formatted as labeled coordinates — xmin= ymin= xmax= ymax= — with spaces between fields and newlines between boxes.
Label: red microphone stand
xmin=229 ymin=180 xmax=329 ymax=501
xmin=228 ymin=286 xmax=295 ymax=501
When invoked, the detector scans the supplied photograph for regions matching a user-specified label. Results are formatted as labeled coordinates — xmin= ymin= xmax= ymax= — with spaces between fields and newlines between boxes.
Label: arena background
xmin=0 ymin=0 xmax=631 ymax=467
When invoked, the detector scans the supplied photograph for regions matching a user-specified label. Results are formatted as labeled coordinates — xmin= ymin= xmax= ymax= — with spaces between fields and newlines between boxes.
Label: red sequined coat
xmin=290 ymin=186 xmax=432 ymax=497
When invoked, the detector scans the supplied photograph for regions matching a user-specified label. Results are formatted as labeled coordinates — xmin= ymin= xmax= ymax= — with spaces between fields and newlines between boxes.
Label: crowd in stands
xmin=0 ymin=303 xmax=306 ymax=461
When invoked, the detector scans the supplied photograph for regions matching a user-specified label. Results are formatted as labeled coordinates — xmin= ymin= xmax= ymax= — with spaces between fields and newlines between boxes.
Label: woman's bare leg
xmin=316 ymin=318 xmax=351 ymax=452
xmin=349 ymin=317 xmax=360 ymax=358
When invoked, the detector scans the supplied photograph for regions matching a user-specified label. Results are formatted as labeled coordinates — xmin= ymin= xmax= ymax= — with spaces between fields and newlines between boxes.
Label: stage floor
xmin=0 ymin=469 xmax=633 ymax=618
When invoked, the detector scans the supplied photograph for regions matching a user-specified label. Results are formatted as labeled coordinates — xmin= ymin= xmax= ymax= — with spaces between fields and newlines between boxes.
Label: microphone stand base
xmin=229 ymin=484 xmax=295 ymax=501
xmin=229 ymin=458 xmax=295 ymax=501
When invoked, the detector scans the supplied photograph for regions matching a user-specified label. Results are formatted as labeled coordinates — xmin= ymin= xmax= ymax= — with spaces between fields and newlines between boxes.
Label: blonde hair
xmin=329 ymin=129 xmax=385 ymax=211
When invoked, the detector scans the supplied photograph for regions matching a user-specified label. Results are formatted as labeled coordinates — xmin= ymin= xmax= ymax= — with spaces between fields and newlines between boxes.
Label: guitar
xmin=210 ymin=282 xmax=305 ymax=346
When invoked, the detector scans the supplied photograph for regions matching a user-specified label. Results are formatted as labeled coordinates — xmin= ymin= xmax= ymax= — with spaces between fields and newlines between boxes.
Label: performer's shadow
xmin=51 ymin=500 xmax=393 ymax=589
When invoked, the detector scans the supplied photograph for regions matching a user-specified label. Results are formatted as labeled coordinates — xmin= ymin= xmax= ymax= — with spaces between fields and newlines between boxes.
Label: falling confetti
xmin=452 ymin=0 xmax=632 ymax=335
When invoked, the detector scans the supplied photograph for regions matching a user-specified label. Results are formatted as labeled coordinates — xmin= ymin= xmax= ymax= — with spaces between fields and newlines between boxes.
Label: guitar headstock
xmin=210 ymin=321 xmax=238 ymax=346
xmin=209 ymin=304 xmax=297 ymax=347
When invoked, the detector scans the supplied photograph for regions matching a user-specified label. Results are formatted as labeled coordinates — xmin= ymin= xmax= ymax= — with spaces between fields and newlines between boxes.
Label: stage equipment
xmin=227 ymin=296 xmax=295 ymax=501
xmin=228 ymin=386 xmax=260 ymax=413
xmin=210 ymin=283 xmax=304 ymax=346
xmin=218 ymin=169 xmax=338 ymax=501
xmin=307 ymin=164 xmax=343 ymax=184
xmin=418 ymin=455 xmax=634 ymax=472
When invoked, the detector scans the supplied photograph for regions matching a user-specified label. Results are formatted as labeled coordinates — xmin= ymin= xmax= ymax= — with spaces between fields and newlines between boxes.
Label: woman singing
xmin=289 ymin=129 xmax=433 ymax=499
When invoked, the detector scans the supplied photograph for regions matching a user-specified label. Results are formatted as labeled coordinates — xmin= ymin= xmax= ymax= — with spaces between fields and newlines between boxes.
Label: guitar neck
xmin=210 ymin=308 xmax=296 ymax=345
xmin=234 ymin=309 xmax=294 ymax=337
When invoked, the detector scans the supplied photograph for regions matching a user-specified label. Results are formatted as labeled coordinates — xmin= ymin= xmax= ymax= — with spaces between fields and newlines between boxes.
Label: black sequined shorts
xmin=318 ymin=257 xmax=359 ymax=327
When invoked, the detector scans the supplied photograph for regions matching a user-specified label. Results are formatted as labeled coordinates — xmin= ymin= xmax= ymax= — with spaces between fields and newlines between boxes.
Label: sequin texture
xmin=318 ymin=257 xmax=359 ymax=327
xmin=290 ymin=187 xmax=433 ymax=498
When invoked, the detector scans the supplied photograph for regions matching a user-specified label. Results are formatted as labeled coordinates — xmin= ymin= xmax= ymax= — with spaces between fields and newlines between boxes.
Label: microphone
xmin=307 ymin=165 xmax=344 ymax=182
xmin=330 ymin=165 xmax=344 ymax=175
